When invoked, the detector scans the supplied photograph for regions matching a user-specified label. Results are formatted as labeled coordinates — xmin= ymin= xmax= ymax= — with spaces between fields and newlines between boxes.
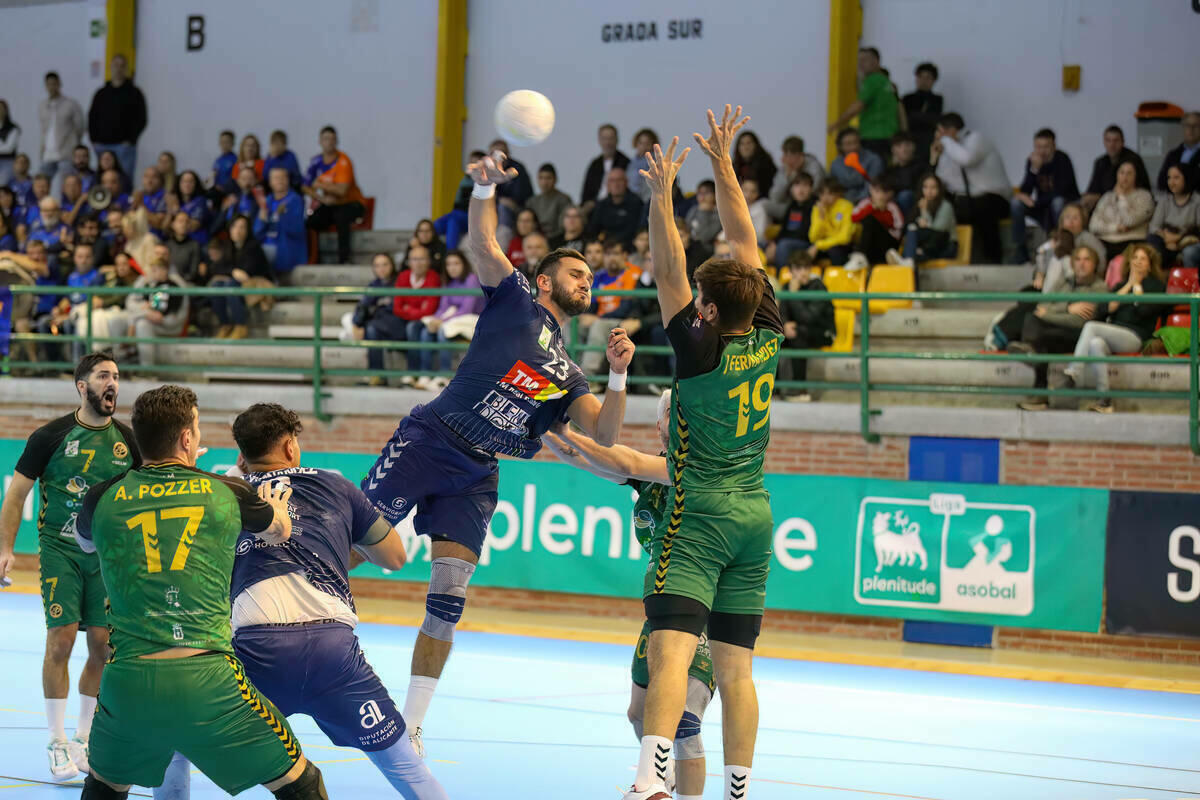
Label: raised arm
xmin=565 ymin=328 xmax=634 ymax=446
xmin=466 ymin=153 xmax=519 ymax=287
xmin=693 ymin=105 xmax=759 ymax=269
xmin=641 ymin=138 xmax=692 ymax=326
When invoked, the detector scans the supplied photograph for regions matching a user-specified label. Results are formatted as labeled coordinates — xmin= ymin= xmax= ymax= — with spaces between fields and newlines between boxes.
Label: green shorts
xmin=643 ymin=489 xmax=773 ymax=616
xmin=91 ymin=653 xmax=301 ymax=794
xmin=38 ymin=535 xmax=106 ymax=629
xmin=631 ymin=619 xmax=716 ymax=691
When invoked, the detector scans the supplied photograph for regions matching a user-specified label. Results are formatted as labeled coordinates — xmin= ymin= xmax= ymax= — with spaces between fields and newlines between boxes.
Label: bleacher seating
xmin=306 ymin=197 xmax=377 ymax=263
xmin=866 ymin=266 xmax=914 ymax=313
xmin=924 ymin=224 xmax=973 ymax=269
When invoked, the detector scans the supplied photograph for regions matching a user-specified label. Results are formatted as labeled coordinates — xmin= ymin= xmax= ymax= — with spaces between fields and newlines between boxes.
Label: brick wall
xmin=7 ymin=407 xmax=1200 ymax=665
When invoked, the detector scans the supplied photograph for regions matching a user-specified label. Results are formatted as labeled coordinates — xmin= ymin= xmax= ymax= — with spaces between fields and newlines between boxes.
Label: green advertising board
xmin=1 ymin=439 xmax=1108 ymax=631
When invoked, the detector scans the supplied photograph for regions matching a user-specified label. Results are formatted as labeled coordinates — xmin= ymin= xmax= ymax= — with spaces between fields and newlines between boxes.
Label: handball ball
xmin=494 ymin=90 xmax=555 ymax=147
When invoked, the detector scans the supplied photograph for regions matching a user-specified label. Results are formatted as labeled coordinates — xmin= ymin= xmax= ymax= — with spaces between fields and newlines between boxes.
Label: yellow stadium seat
xmin=822 ymin=267 xmax=867 ymax=311
xmin=925 ymin=224 xmax=972 ymax=268
xmin=765 ymin=223 xmax=781 ymax=241
xmin=866 ymin=265 xmax=915 ymax=313
xmin=822 ymin=308 xmax=856 ymax=352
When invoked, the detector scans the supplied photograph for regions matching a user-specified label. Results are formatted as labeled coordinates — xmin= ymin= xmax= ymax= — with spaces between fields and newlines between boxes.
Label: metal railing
xmin=4 ymin=284 xmax=1198 ymax=453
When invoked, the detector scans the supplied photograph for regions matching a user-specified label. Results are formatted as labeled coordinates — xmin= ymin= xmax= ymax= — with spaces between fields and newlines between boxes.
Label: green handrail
xmin=4 ymin=284 xmax=1197 ymax=452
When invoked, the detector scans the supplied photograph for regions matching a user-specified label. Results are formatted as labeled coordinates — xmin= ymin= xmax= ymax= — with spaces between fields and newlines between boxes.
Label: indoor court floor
xmin=1 ymin=590 xmax=1198 ymax=799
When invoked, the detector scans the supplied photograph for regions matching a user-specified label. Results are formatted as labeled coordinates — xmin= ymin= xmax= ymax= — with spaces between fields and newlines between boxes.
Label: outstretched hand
xmin=693 ymin=104 xmax=750 ymax=162
xmin=606 ymin=327 xmax=636 ymax=374
xmin=639 ymin=138 xmax=690 ymax=198
xmin=466 ymin=152 xmax=518 ymax=187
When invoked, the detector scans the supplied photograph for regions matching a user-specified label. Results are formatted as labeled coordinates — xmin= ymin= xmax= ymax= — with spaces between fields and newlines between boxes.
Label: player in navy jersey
xmin=153 ymin=404 xmax=448 ymax=800
xmin=362 ymin=152 xmax=635 ymax=756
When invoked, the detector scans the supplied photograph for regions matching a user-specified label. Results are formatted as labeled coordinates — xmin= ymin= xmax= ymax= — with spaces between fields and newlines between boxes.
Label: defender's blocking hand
xmin=693 ymin=104 xmax=750 ymax=162
xmin=639 ymin=138 xmax=690 ymax=197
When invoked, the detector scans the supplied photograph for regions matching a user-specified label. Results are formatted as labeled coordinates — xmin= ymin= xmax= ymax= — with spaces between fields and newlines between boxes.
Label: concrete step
xmin=267 ymin=324 xmax=344 ymax=340
xmin=291 ymin=264 xmax=376 ymax=288
xmin=265 ymin=301 xmax=348 ymax=326
xmin=317 ymin=229 xmax=412 ymax=254
xmin=156 ymin=342 xmax=367 ymax=369
xmin=867 ymin=308 xmax=996 ymax=339
xmin=918 ymin=264 xmax=1032 ymax=293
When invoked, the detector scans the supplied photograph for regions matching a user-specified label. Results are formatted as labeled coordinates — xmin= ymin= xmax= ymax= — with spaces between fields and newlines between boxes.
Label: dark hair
xmin=229 ymin=214 xmax=253 ymax=239
xmin=891 ymin=131 xmax=914 ymax=146
xmin=781 ymin=135 xmax=806 ymax=155
xmin=370 ymin=251 xmax=397 ymax=278
xmin=270 ymin=129 xmax=287 ymax=143
xmin=131 ymin=385 xmax=197 ymax=461
xmin=74 ymin=350 xmax=116 ymax=383
xmin=220 ymin=129 xmax=235 ymax=140
xmin=444 ymin=248 xmax=473 ymax=277
xmin=787 ymin=249 xmax=814 ymax=268
xmin=733 ymin=131 xmax=767 ymax=166
xmin=320 ymin=125 xmax=337 ymax=138
xmin=836 ymin=127 xmax=859 ymax=147
xmin=694 ymin=259 xmax=765 ymax=330
xmin=73 ymin=240 xmax=94 ymax=255
xmin=1104 ymin=124 xmax=1124 ymax=140
xmin=1035 ymin=128 xmax=1056 ymax=141
xmin=233 ymin=403 xmax=303 ymax=461
xmin=915 ymin=62 xmax=939 ymax=80
xmin=598 ymin=123 xmax=618 ymax=137
xmin=860 ymin=47 xmax=880 ymax=60
xmin=25 ymin=238 xmax=46 ymax=251
xmin=45 ymin=71 xmax=60 ymax=82
xmin=468 ymin=149 xmax=486 ymax=161
xmin=633 ymin=128 xmax=659 ymax=147
xmin=582 ymin=238 xmax=604 ymax=251
xmin=821 ymin=179 xmax=845 ymax=196
xmin=603 ymin=238 xmax=628 ymax=253
xmin=1169 ymin=162 xmax=1199 ymax=196
xmin=176 ymin=169 xmax=203 ymax=203
xmin=697 ymin=179 xmax=716 ymax=193
xmin=538 ymin=163 xmax=557 ymax=177
xmin=869 ymin=174 xmax=897 ymax=193
xmin=918 ymin=172 xmax=945 ymax=216
xmin=0 ymin=99 xmax=15 ymax=140
xmin=535 ymin=247 xmax=586 ymax=282
xmin=938 ymin=112 xmax=965 ymax=130
xmin=74 ymin=144 xmax=89 ymax=154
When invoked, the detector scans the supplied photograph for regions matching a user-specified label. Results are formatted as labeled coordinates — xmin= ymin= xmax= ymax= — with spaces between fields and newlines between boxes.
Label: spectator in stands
xmin=889 ymin=173 xmax=957 ymax=270
xmin=25 ymin=196 xmax=71 ymax=260
xmin=488 ymin=139 xmax=533 ymax=238
xmin=674 ymin=217 xmax=710 ymax=282
xmin=16 ymin=174 xmax=51 ymax=242
xmin=303 ymin=125 xmax=366 ymax=264
xmin=60 ymin=174 xmax=86 ymax=228
xmin=205 ymin=215 xmax=269 ymax=338
xmin=65 ymin=145 xmax=95 ymax=192
xmin=1062 ymin=243 xmax=1166 ymax=413
xmin=807 ymin=179 xmax=854 ymax=266
xmin=228 ymin=212 xmax=274 ymax=308
xmin=580 ymin=239 xmax=641 ymax=377
xmin=1081 ymin=125 xmax=1150 ymax=214
xmin=96 ymin=150 xmax=128 ymax=193
xmin=131 ymin=166 xmax=167 ymax=235
xmin=254 ymin=166 xmax=305 ymax=277
xmin=1031 ymin=203 xmax=1103 ymax=292
xmin=630 ymin=228 xmax=650 ymax=269
xmin=157 ymin=151 xmax=178 ymax=196
xmin=1089 ymin=160 xmax=1155 ymax=261
xmin=263 ymin=130 xmax=302 ymax=190
xmin=732 ymin=131 xmax=777 ymax=201
xmin=628 ymin=128 xmax=659 ymax=201
xmin=0 ymin=212 xmax=14 ymax=253
xmin=416 ymin=249 xmax=484 ymax=387
xmin=830 ymin=128 xmax=883 ymax=204
xmin=527 ymin=163 xmax=571 ymax=241
xmin=166 ymin=211 xmax=201 ymax=283
xmin=122 ymin=207 xmax=159 ymax=274
xmin=0 ymin=100 xmax=18 ymax=186
xmin=778 ymin=252 xmax=835 ymax=402
xmin=582 ymin=238 xmax=605 ymax=277
xmin=552 ymin=205 xmax=586 ymax=251
xmin=125 ymin=256 xmax=187 ymax=367
xmin=38 ymin=71 xmax=85 ymax=197
xmin=1010 ymin=128 xmax=1080 ymax=263
xmin=391 ymin=244 xmax=442 ymax=378
xmin=1157 ymin=112 xmax=1200 ymax=193
xmin=435 ymin=149 xmax=485 ymax=251
xmin=102 ymin=206 xmax=125 ymax=256
xmin=932 ymin=112 xmax=1011 ymax=264
xmin=742 ymin=178 xmax=770 ymax=248
xmin=852 ymin=176 xmax=903 ymax=266
xmin=505 ymin=208 xmax=540 ymax=276
xmin=1008 ymin=244 xmax=1107 ymax=409
xmin=81 ymin=251 xmax=139 ymax=354
xmin=211 ymin=129 xmax=237 ymax=197
xmin=768 ymin=136 xmax=824 ymax=223
xmin=584 ymin=167 xmax=642 ymax=246
xmin=39 ymin=240 xmax=102 ymax=362
xmin=887 ymin=132 xmax=924 ymax=216
xmin=345 ymin=252 xmax=401 ymax=384
xmin=9 ymin=153 xmax=34 ymax=211
xmin=95 ymin=167 xmax=130 ymax=226
xmin=902 ymin=62 xmax=943 ymax=163
xmin=685 ymin=179 xmax=721 ymax=248
xmin=215 ymin=167 xmax=260 ymax=238
xmin=829 ymin=47 xmax=898 ymax=160
xmin=522 ymin=232 xmax=550 ymax=276
xmin=72 ymin=214 xmax=109 ymax=269
xmin=581 ymin=123 xmax=629 ymax=214
xmin=411 ymin=218 xmax=447 ymax=274
xmin=87 ymin=54 xmax=146 ymax=179
xmin=233 ymin=134 xmax=264 ymax=183
xmin=171 ymin=169 xmax=210 ymax=244
xmin=1147 ymin=164 xmax=1200 ymax=268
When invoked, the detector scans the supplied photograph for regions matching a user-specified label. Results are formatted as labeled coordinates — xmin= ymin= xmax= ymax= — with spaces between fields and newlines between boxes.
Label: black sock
xmin=271 ymin=761 xmax=328 ymax=800
xmin=81 ymin=774 xmax=129 ymax=800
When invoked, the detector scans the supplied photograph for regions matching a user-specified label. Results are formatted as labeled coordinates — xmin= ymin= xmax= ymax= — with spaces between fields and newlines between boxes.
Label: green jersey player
xmin=73 ymin=386 xmax=329 ymax=800
xmin=0 ymin=352 xmax=139 ymax=781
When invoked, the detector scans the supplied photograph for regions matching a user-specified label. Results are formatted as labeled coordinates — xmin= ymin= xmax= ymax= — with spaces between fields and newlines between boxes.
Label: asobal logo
xmin=854 ymin=493 xmax=1035 ymax=617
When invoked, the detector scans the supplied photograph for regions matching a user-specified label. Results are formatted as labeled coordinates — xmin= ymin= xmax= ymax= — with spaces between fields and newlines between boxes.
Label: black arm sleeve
xmin=113 ymin=420 xmax=142 ymax=467
xmin=753 ymin=274 xmax=785 ymax=335
xmin=14 ymin=414 xmax=75 ymax=479
xmin=76 ymin=474 xmax=124 ymax=542
xmin=666 ymin=305 xmax=724 ymax=380
xmin=214 ymin=473 xmax=275 ymax=534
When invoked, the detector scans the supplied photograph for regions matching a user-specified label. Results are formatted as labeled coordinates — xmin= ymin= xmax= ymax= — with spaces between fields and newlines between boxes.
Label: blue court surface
xmin=1 ymin=592 xmax=1198 ymax=799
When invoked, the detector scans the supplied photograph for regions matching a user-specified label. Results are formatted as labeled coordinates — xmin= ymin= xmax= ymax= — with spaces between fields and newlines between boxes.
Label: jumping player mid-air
xmin=542 ymin=391 xmax=714 ymax=800
xmin=625 ymin=106 xmax=784 ymax=800
xmin=362 ymin=152 xmax=635 ymax=757
xmin=0 ymin=352 xmax=139 ymax=780
xmin=74 ymin=386 xmax=329 ymax=800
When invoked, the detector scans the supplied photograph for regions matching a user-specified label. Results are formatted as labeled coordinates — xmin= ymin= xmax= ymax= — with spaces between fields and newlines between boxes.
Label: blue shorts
xmin=362 ymin=407 xmax=499 ymax=556
xmin=232 ymin=622 xmax=404 ymax=752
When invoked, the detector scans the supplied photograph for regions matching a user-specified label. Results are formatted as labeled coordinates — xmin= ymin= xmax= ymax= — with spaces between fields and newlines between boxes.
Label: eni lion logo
xmin=65 ymin=476 xmax=89 ymax=496
xmin=871 ymin=510 xmax=928 ymax=572
xmin=113 ymin=441 xmax=128 ymax=459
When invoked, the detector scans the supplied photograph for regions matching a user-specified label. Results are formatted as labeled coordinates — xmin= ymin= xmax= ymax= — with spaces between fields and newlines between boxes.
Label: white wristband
xmin=472 ymin=183 xmax=496 ymax=200
xmin=607 ymin=370 xmax=627 ymax=392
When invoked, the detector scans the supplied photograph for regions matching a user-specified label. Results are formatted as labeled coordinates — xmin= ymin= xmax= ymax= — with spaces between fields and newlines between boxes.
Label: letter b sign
xmin=187 ymin=15 xmax=205 ymax=51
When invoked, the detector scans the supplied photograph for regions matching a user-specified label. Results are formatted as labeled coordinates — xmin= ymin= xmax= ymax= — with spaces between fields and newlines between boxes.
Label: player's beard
xmin=86 ymin=386 xmax=116 ymax=418
xmin=550 ymin=278 xmax=590 ymax=316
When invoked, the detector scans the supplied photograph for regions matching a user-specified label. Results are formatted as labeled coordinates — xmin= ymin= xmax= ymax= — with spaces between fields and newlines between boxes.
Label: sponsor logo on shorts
xmin=501 ymin=360 xmax=565 ymax=401
xmin=65 ymin=440 xmax=79 ymax=457
xmin=391 ymin=497 xmax=408 ymax=512
xmin=48 ymin=603 xmax=63 ymax=619
xmin=359 ymin=700 xmax=386 ymax=729
xmin=853 ymin=494 xmax=1035 ymax=617
xmin=113 ymin=442 xmax=128 ymax=459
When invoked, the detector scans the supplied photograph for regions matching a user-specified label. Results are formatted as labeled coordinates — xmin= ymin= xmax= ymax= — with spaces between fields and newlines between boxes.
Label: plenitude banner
xmin=0 ymin=440 xmax=1108 ymax=632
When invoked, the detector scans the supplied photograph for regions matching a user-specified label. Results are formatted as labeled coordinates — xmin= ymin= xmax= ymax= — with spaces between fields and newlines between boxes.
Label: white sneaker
xmin=67 ymin=736 xmax=90 ymax=774
xmin=897 ymin=255 xmax=915 ymax=268
xmin=413 ymin=376 xmax=433 ymax=390
xmin=845 ymin=252 xmax=869 ymax=272
xmin=46 ymin=738 xmax=78 ymax=780
xmin=885 ymin=248 xmax=902 ymax=265
xmin=409 ymin=726 xmax=425 ymax=759
xmin=621 ymin=784 xmax=671 ymax=800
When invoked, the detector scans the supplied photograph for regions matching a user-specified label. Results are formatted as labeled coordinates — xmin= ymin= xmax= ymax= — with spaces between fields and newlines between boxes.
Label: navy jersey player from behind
xmin=362 ymin=152 xmax=635 ymax=756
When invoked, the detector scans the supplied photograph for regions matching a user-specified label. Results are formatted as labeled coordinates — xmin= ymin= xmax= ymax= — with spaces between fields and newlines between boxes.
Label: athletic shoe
xmin=885 ymin=248 xmax=902 ymax=265
xmin=1089 ymin=399 xmax=1114 ymax=414
xmin=783 ymin=391 xmax=812 ymax=403
xmin=67 ymin=736 xmax=90 ymax=774
xmin=844 ymin=252 xmax=869 ymax=272
xmin=621 ymin=784 xmax=671 ymax=800
xmin=896 ymin=254 xmax=915 ymax=268
xmin=409 ymin=726 xmax=425 ymax=758
xmin=413 ymin=376 xmax=433 ymax=391
xmin=46 ymin=738 xmax=78 ymax=780
xmin=1005 ymin=341 xmax=1035 ymax=356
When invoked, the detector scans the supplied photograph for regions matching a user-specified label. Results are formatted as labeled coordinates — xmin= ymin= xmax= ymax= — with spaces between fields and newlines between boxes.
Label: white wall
xmin=863 ymin=0 xmax=1200 ymax=186
xmin=136 ymin=0 xmax=439 ymax=229
xmin=464 ymin=0 xmax=830 ymax=202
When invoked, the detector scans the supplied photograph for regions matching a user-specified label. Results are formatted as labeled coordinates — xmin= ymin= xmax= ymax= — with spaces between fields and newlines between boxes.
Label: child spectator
xmin=768 ymin=173 xmax=816 ymax=269
xmin=742 ymin=178 xmax=770 ymax=248
xmin=210 ymin=129 xmax=237 ymax=196
xmin=1031 ymin=203 xmax=1103 ymax=292
xmin=629 ymin=228 xmax=650 ymax=269
xmin=254 ymin=166 xmax=306 ymax=277
xmin=37 ymin=241 xmax=101 ymax=363
xmin=685 ymin=180 xmax=721 ymax=248
xmin=852 ymin=177 xmax=903 ymax=266
xmin=807 ymin=180 xmax=854 ymax=266
xmin=889 ymin=173 xmax=957 ymax=270
xmin=778 ymin=252 xmax=835 ymax=402
xmin=392 ymin=244 xmax=442 ymax=378
xmin=125 ymin=256 xmax=188 ymax=367
xmin=416 ymin=249 xmax=484 ymax=387
xmin=167 ymin=169 xmax=210 ymax=244
xmin=887 ymin=132 xmax=925 ymax=216
xmin=8 ymin=153 xmax=34 ymax=210
xmin=263 ymin=130 xmax=302 ymax=191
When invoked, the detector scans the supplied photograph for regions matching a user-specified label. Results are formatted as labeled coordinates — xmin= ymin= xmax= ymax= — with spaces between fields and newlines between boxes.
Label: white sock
xmin=45 ymin=698 xmax=67 ymax=741
xmin=402 ymin=675 xmax=439 ymax=730
xmin=634 ymin=735 xmax=672 ymax=790
xmin=76 ymin=695 xmax=97 ymax=740
xmin=726 ymin=765 xmax=751 ymax=800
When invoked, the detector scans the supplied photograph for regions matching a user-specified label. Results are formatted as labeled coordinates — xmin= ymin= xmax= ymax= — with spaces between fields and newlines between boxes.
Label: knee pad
xmin=271 ymin=761 xmax=328 ymax=800
xmin=82 ymin=774 xmax=129 ymax=800
xmin=673 ymin=677 xmax=712 ymax=760
xmin=420 ymin=557 xmax=476 ymax=642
